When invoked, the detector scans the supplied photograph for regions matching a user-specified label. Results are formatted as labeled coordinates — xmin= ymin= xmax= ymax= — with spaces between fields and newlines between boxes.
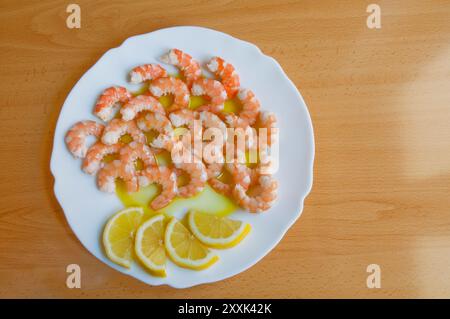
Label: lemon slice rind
xmin=134 ymin=214 xmax=167 ymax=277
xmin=164 ymin=217 xmax=219 ymax=270
xmin=102 ymin=206 xmax=144 ymax=268
xmin=188 ymin=211 xmax=251 ymax=249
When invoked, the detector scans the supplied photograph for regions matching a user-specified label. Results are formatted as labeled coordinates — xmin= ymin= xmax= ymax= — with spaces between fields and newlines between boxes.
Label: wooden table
xmin=1 ymin=0 xmax=449 ymax=298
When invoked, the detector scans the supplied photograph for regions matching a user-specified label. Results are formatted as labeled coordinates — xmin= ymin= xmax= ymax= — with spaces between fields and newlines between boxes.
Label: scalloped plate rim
xmin=50 ymin=26 xmax=315 ymax=289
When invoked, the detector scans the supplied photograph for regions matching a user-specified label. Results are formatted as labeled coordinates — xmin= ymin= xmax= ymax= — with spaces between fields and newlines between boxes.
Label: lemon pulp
xmin=188 ymin=211 xmax=251 ymax=249
xmin=134 ymin=214 xmax=167 ymax=276
xmin=102 ymin=207 xmax=144 ymax=268
xmin=165 ymin=217 xmax=218 ymax=270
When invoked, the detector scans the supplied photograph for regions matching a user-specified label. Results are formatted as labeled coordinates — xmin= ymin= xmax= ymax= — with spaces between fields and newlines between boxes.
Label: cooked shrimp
xmin=224 ymin=124 xmax=257 ymax=157
xmin=199 ymin=111 xmax=227 ymax=145
xmin=205 ymin=162 xmax=224 ymax=180
xmin=204 ymin=149 xmax=224 ymax=179
xmin=138 ymin=166 xmax=177 ymax=210
xmin=225 ymin=89 xmax=261 ymax=128
xmin=208 ymin=157 xmax=252 ymax=196
xmin=233 ymin=174 xmax=278 ymax=213
xmin=191 ymin=78 xmax=227 ymax=114
xmin=129 ymin=64 xmax=167 ymax=84
xmin=226 ymin=162 xmax=253 ymax=190
xmin=173 ymin=160 xmax=207 ymax=197
xmin=169 ymin=109 xmax=202 ymax=146
xmin=119 ymin=141 xmax=156 ymax=177
xmin=206 ymin=57 xmax=240 ymax=98
xmin=101 ymin=118 xmax=146 ymax=145
xmin=65 ymin=120 xmax=105 ymax=158
xmin=149 ymin=77 xmax=190 ymax=112
xmin=209 ymin=177 xmax=232 ymax=197
xmin=97 ymin=160 xmax=138 ymax=193
xmin=257 ymin=111 xmax=278 ymax=146
xmin=253 ymin=145 xmax=278 ymax=175
xmin=160 ymin=49 xmax=201 ymax=87
xmin=169 ymin=109 xmax=198 ymax=127
xmin=120 ymin=95 xmax=165 ymax=121
xmin=82 ymin=142 xmax=123 ymax=175
xmin=136 ymin=112 xmax=174 ymax=151
xmin=94 ymin=86 xmax=131 ymax=122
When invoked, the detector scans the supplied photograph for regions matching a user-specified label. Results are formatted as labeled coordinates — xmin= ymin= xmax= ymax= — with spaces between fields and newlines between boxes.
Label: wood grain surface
xmin=1 ymin=0 xmax=450 ymax=298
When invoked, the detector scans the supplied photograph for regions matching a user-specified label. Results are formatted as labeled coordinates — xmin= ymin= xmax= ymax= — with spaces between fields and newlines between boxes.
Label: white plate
xmin=50 ymin=26 xmax=315 ymax=288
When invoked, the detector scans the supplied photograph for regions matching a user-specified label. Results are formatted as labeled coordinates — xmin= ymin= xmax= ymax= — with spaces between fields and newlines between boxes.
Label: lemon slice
xmin=164 ymin=217 xmax=219 ymax=270
xmin=102 ymin=207 xmax=144 ymax=268
xmin=188 ymin=211 xmax=251 ymax=249
xmin=134 ymin=214 xmax=167 ymax=277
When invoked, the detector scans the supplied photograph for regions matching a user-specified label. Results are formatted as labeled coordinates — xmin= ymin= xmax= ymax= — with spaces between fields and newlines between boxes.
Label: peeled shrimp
xmin=169 ymin=109 xmax=202 ymax=148
xmin=206 ymin=57 xmax=240 ymax=98
xmin=258 ymin=111 xmax=278 ymax=146
xmin=199 ymin=111 xmax=227 ymax=145
xmin=129 ymin=64 xmax=167 ymax=84
xmin=94 ymin=86 xmax=131 ymax=122
xmin=208 ymin=158 xmax=252 ymax=197
xmin=204 ymin=149 xmax=224 ymax=179
xmin=138 ymin=166 xmax=177 ymax=210
xmin=226 ymin=162 xmax=253 ymax=190
xmin=191 ymin=78 xmax=227 ymax=114
xmin=97 ymin=160 xmax=138 ymax=193
xmin=101 ymin=118 xmax=146 ymax=145
xmin=120 ymin=95 xmax=165 ymax=121
xmin=160 ymin=49 xmax=201 ymax=87
xmin=233 ymin=174 xmax=278 ymax=213
xmin=169 ymin=109 xmax=198 ymax=128
xmin=174 ymin=160 xmax=207 ymax=198
xmin=225 ymin=89 xmax=261 ymax=128
xmin=65 ymin=120 xmax=105 ymax=158
xmin=208 ymin=177 xmax=232 ymax=197
xmin=119 ymin=141 xmax=156 ymax=177
xmin=224 ymin=125 xmax=257 ymax=159
xmin=82 ymin=142 xmax=123 ymax=175
xmin=149 ymin=77 xmax=190 ymax=112
xmin=136 ymin=112 xmax=174 ymax=151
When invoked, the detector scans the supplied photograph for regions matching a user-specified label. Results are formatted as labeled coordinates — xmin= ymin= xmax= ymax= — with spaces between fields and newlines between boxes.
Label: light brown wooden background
xmin=1 ymin=0 xmax=450 ymax=298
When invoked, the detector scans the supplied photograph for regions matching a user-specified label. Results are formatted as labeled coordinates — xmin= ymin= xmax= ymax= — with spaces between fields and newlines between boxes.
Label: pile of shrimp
xmin=65 ymin=49 xmax=278 ymax=213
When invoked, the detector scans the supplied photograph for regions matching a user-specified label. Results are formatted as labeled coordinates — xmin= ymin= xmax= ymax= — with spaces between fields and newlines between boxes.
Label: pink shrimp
xmin=203 ymin=148 xmax=224 ymax=179
xmin=206 ymin=57 xmax=240 ymax=98
xmin=149 ymin=77 xmax=190 ymax=112
xmin=160 ymin=49 xmax=201 ymax=87
xmin=97 ymin=160 xmax=138 ymax=193
xmin=138 ymin=166 xmax=177 ymax=210
xmin=224 ymin=89 xmax=261 ymax=128
xmin=191 ymin=78 xmax=227 ymax=114
xmin=200 ymin=110 xmax=227 ymax=177
xmin=208 ymin=157 xmax=252 ymax=197
xmin=169 ymin=109 xmax=202 ymax=149
xmin=82 ymin=142 xmax=123 ymax=175
xmin=119 ymin=141 xmax=156 ymax=178
xmin=129 ymin=64 xmax=167 ymax=84
xmin=257 ymin=111 xmax=278 ymax=146
xmin=120 ymin=95 xmax=165 ymax=121
xmin=224 ymin=124 xmax=257 ymax=158
xmin=94 ymin=86 xmax=132 ymax=122
xmin=136 ymin=112 xmax=174 ymax=151
xmin=226 ymin=162 xmax=253 ymax=190
xmin=101 ymin=118 xmax=146 ymax=145
xmin=173 ymin=160 xmax=207 ymax=198
xmin=233 ymin=174 xmax=278 ymax=213
xmin=65 ymin=120 xmax=105 ymax=158
xmin=199 ymin=110 xmax=227 ymax=146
